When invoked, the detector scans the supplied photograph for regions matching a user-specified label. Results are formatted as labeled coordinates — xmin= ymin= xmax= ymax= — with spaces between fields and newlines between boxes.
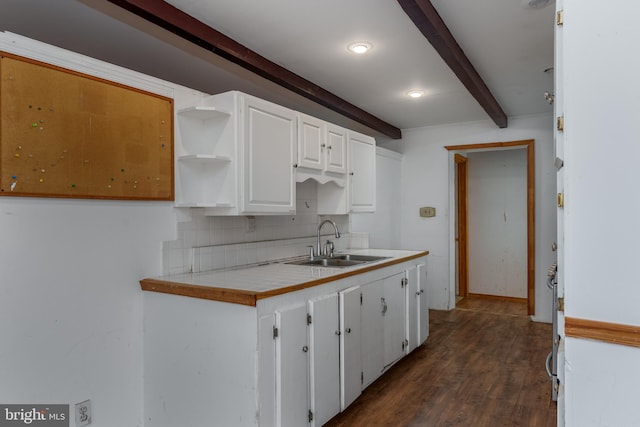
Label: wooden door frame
xmin=454 ymin=154 xmax=469 ymax=297
xmin=445 ymin=139 xmax=535 ymax=316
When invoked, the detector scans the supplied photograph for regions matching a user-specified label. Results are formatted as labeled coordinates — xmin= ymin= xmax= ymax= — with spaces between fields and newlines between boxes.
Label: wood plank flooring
xmin=325 ymin=296 xmax=556 ymax=427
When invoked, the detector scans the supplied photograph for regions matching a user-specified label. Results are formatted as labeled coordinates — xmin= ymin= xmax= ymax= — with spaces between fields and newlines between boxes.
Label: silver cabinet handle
xmin=335 ymin=330 xmax=341 ymax=336
xmin=381 ymin=298 xmax=387 ymax=315
xmin=545 ymin=351 xmax=553 ymax=378
xmin=302 ymin=345 xmax=308 ymax=353
xmin=345 ymin=327 xmax=351 ymax=333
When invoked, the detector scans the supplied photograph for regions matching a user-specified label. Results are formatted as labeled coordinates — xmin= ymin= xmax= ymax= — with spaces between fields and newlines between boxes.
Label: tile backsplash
xmin=163 ymin=180 xmax=358 ymax=275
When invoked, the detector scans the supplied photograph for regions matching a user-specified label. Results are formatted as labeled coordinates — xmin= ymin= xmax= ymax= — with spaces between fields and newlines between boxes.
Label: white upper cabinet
xmin=296 ymin=113 xmax=348 ymax=180
xmin=297 ymin=113 xmax=324 ymax=171
xmin=175 ymin=90 xmax=376 ymax=215
xmin=175 ymin=91 xmax=296 ymax=215
xmin=324 ymin=123 xmax=348 ymax=175
xmin=349 ymin=131 xmax=376 ymax=212
xmin=241 ymin=94 xmax=297 ymax=214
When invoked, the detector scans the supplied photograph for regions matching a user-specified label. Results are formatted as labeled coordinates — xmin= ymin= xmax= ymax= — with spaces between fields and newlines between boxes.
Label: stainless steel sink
xmin=285 ymin=254 xmax=389 ymax=268
xmin=329 ymin=254 xmax=389 ymax=262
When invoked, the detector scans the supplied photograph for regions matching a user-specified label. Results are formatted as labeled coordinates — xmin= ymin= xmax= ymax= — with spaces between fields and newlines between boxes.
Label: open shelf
xmin=177 ymin=106 xmax=230 ymax=120
xmin=178 ymin=154 xmax=232 ymax=164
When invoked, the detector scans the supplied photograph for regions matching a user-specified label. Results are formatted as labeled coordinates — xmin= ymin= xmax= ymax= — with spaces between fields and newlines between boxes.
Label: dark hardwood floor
xmin=325 ymin=296 xmax=556 ymax=427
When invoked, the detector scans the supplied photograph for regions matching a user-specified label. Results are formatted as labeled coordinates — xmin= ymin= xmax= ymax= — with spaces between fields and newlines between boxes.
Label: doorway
xmin=446 ymin=139 xmax=535 ymax=315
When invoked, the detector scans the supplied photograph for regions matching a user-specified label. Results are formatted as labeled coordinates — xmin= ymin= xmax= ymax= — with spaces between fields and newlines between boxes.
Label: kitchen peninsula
xmin=141 ymin=248 xmax=429 ymax=427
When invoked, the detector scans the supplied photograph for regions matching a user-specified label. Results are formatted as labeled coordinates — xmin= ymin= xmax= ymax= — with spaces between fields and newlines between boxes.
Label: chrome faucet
xmin=316 ymin=219 xmax=341 ymax=257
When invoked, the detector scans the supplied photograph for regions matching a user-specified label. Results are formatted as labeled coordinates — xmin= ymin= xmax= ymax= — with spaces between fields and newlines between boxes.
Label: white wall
xmin=351 ymin=147 xmax=403 ymax=249
xmin=386 ymin=114 xmax=556 ymax=322
xmin=560 ymin=1 xmax=640 ymax=425
xmin=0 ymin=33 xmax=353 ymax=427
xmin=0 ymin=33 xmax=182 ymax=427
xmin=467 ymin=149 xmax=527 ymax=298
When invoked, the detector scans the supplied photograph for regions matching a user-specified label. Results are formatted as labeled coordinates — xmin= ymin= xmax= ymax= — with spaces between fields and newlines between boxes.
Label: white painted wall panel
xmin=563 ymin=0 xmax=640 ymax=326
xmin=560 ymin=1 xmax=640 ymax=425
xmin=467 ymin=150 xmax=527 ymax=298
xmin=564 ymin=338 xmax=640 ymax=427
xmin=0 ymin=33 xmax=181 ymax=427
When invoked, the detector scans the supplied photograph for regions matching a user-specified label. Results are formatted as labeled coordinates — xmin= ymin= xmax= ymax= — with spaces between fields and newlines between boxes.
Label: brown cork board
xmin=0 ymin=53 xmax=174 ymax=200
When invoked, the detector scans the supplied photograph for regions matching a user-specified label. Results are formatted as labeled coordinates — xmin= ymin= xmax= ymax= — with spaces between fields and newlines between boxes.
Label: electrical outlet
xmin=245 ymin=216 xmax=256 ymax=233
xmin=419 ymin=207 xmax=436 ymax=218
xmin=75 ymin=400 xmax=91 ymax=427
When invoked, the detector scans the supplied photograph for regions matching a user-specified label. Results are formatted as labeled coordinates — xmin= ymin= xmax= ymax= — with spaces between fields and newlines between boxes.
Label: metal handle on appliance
xmin=545 ymin=351 xmax=553 ymax=378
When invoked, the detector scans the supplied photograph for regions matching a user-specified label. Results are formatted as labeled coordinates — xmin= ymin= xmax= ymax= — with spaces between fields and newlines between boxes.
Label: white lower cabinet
xmin=276 ymin=303 xmax=310 ymax=427
xmin=406 ymin=264 xmax=429 ymax=353
xmin=143 ymin=255 xmax=428 ymax=427
xmin=308 ymin=294 xmax=341 ymax=426
xmin=360 ymin=279 xmax=384 ymax=388
xmin=258 ymin=314 xmax=277 ymax=427
xmin=360 ymin=272 xmax=408 ymax=387
xmin=339 ymin=286 xmax=362 ymax=411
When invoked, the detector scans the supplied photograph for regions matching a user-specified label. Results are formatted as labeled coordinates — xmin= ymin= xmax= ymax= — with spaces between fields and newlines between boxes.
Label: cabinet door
xmin=360 ymin=278 xmax=384 ymax=387
xmin=339 ymin=286 xmax=362 ymax=411
xmin=258 ymin=314 xmax=277 ymax=427
xmin=417 ymin=263 xmax=429 ymax=345
xmin=349 ymin=132 xmax=376 ymax=212
xmin=406 ymin=267 xmax=420 ymax=353
xmin=298 ymin=113 xmax=324 ymax=171
xmin=383 ymin=273 xmax=406 ymax=368
xmin=308 ymin=294 xmax=340 ymax=427
xmin=242 ymin=95 xmax=297 ymax=213
xmin=276 ymin=304 xmax=309 ymax=427
xmin=325 ymin=124 xmax=347 ymax=174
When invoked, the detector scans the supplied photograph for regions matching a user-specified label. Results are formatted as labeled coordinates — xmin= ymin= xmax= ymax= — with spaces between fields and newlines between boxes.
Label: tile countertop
xmin=140 ymin=249 xmax=429 ymax=306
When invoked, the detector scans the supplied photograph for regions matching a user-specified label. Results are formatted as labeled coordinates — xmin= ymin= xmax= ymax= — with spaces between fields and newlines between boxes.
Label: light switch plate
xmin=419 ymin=207 xmax=436 ymax=217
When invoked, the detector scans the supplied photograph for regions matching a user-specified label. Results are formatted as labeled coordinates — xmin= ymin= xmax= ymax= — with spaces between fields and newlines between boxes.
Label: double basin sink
xmin=286 ymin=254 xmax=389 ymax=268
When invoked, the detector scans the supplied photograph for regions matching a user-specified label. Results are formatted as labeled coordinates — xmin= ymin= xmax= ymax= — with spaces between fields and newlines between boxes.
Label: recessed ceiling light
xmin=348 ymin=42 xmax=372 ymax=54
xmin=407 ymin=90 xmax=425 ymax=98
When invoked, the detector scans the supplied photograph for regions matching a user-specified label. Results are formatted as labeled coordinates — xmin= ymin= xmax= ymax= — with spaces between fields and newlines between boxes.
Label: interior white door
xmin=339 ymin=285 xmax=362 ymax=411
xmin=308 ymin=293 xmax=340 ymax=427
xmin=276 ymin=303 xmax=309 ymax=427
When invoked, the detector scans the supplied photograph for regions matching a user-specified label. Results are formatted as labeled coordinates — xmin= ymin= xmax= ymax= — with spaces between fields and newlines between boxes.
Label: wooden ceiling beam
xmin=105 ymin=0 xmax=402 ymax=139
xmin=397 ymin=0 xmax=508 ymax=128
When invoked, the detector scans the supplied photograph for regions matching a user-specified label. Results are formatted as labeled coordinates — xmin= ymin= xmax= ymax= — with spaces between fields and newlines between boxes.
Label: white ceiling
xmin=0 ymin=0 xmax=555 ymax=140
